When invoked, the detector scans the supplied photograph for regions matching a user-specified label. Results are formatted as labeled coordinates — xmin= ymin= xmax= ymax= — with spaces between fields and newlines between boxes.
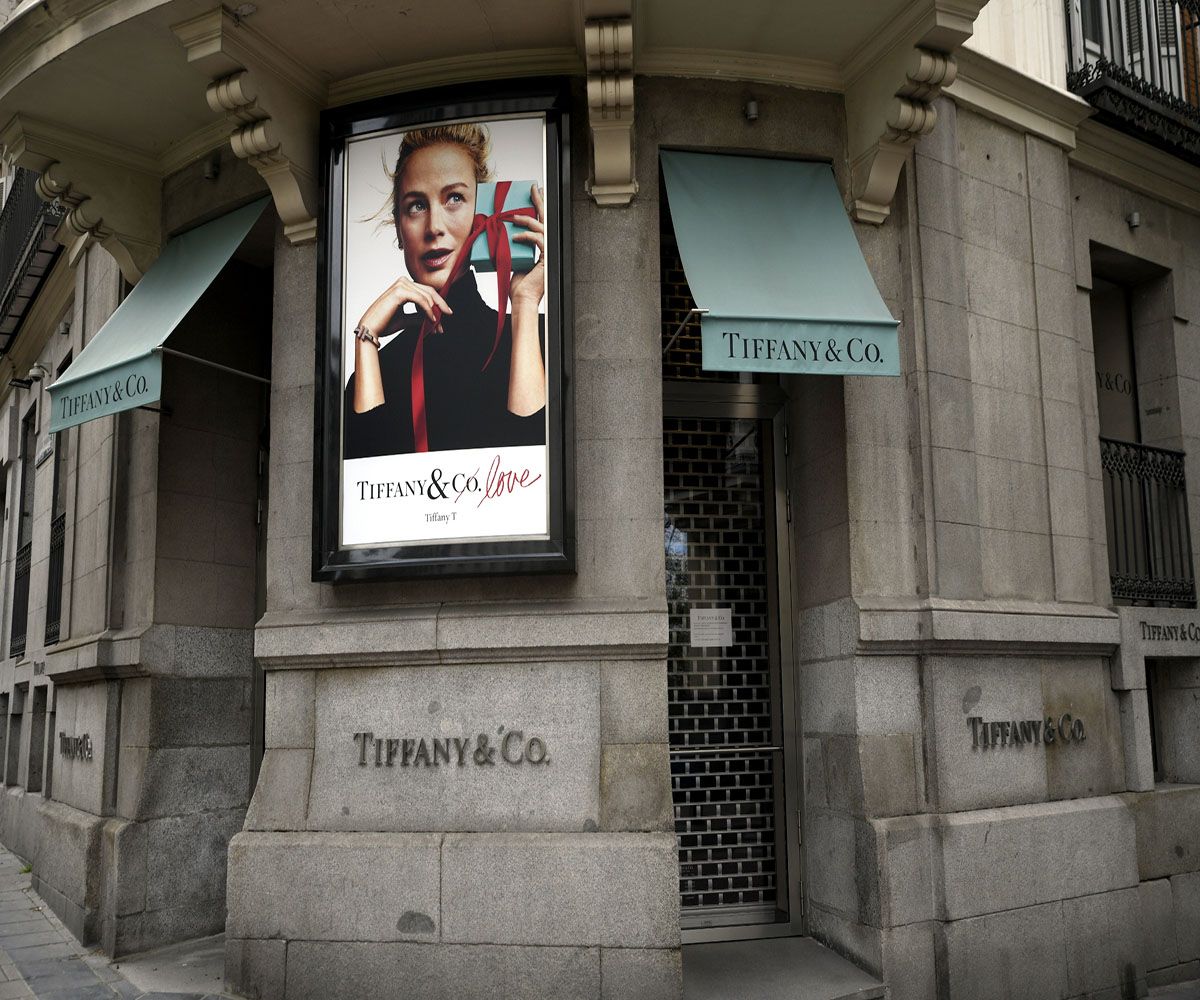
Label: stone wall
xmin=0 ymin=152 xmax=271 ymax=955
xmin=793 ymin=97 xmax=1200 ymax=998
xmin=231 ymin=77 xmax=859 ymax=999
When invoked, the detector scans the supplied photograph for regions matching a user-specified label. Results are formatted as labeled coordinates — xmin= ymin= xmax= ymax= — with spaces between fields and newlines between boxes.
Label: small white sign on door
xmin=689 ymin=607 xmax=733 ymax=648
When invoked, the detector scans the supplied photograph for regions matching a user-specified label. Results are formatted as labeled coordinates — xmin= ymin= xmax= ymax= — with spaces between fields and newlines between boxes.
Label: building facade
xmin=0 ymin=1 xmax=1194 ymax=998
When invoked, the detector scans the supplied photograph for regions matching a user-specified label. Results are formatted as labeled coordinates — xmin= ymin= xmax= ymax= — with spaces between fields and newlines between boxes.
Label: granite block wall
xmin=792 ymin=96 xmax=1200 ymax=998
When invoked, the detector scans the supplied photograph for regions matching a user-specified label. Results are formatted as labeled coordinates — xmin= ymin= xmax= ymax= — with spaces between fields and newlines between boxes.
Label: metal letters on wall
xmin=352 ymin=729 xmax=550 ymax=768
xmin=967 ymin=715 xmax=1087 ymax=749
xmin=59 ymin=732 xmax=94 ymax=761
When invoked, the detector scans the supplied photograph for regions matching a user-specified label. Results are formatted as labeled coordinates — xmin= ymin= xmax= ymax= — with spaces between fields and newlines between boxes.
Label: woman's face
xmin=396 ymin=142 xmax=478 ymax=291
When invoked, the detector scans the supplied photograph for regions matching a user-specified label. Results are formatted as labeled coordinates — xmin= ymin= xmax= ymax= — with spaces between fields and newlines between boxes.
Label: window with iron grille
xmin=1068 ymin=0 xmax=1200 ymax=160
xmin=1092 ymin=275 xmax=1195 ymax=606
xmin=9 ymin=405 xmax=35 ymax=659
xmin=45 ymin=352 xmax=70 ymax=646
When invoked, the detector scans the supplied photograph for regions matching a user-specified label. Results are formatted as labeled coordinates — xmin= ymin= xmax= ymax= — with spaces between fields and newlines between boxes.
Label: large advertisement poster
xmin=316 ymin=85 xmax=572 ymax=578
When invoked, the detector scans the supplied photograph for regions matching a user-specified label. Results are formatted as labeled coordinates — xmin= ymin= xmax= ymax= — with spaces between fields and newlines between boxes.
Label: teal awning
xmin=49 ymin=198 xmax=269 ymax=433
xmin=660 ymin=151 xmax=899 ymax=377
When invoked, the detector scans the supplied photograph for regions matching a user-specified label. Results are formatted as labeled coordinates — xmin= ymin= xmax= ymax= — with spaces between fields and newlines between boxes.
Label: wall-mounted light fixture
xmin=1127 ymin=211 xmax=1141 ymax=230
xmin=744 ymin=99 xmax=760 ymax=123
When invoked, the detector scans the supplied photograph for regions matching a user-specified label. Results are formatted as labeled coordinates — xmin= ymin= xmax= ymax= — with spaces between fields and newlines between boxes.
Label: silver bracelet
xmin=353 ymin=324 xmax=380 ymax=348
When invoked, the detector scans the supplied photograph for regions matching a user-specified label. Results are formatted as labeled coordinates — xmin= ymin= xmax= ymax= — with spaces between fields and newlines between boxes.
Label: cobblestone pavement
xmin=0 ymin=849 xmax=232 ymax=1000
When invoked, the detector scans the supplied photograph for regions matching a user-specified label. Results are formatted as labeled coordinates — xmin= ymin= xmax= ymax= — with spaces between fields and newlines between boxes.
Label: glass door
xmin=663 ymin=408 xmax=799 ymax=940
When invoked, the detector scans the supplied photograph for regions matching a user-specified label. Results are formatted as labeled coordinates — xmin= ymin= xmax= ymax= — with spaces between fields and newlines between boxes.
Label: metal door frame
xmin=664 ymin=379 xmax=802 ymax=944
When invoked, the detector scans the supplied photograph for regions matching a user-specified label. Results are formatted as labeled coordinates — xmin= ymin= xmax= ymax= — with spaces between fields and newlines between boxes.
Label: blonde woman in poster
xmin=344 ymin=121 xmax=547 ymax=460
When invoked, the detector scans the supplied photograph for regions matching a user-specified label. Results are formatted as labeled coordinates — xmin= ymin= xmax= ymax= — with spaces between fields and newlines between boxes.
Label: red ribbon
xmin=411 ymin=181 xmax=530 ymax=453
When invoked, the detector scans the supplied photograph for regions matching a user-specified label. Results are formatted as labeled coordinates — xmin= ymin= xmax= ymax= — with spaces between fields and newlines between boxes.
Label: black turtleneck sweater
xmin=343 ymin=272 xmax=546 ymax=459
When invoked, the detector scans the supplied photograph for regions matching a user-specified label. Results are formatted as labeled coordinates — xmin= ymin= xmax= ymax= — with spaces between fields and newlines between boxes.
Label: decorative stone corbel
xmin=844 ymin=1 xmax=986 ymax=224
xmin=0 ymin=115 xmax=160 ymax=283
xmin=584 ymin=17 xmax=637 ymax=206
xmin=173 ymin=8 xmax=324 ymax=244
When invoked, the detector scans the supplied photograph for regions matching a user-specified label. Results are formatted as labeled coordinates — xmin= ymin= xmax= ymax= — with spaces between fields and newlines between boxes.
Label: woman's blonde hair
xmin=390 ymin=123 xmax=493 ymax=240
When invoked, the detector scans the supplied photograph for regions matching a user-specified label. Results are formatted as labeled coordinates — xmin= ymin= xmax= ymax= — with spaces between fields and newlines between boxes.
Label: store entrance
xmin=662 ymin=400 xmax=800 ymax=942
xmin=658 ymin=175 xmax=800 ymax=941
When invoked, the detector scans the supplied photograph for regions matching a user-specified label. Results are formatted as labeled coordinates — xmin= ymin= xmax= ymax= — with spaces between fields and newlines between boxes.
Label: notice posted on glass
xmin=689 ymin=607 xmax=733 ymax=648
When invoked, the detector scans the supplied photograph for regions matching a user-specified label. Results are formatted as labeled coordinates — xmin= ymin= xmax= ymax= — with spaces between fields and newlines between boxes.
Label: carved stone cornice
xmin=0 ymin=114 xmax=159 ymax=283
xmin=172 ymin=7 xmax=325 ymax=244
xmin=945 ymin=47 xmax=1093 ymax=151
xmin=584 ymin=16 xmax=637 ymax=206
xmin=844 ymin=0 xmax=987 ymax=224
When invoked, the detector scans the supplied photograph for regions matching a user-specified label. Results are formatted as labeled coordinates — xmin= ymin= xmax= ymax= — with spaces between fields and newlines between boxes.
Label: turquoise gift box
xmin=470 ymin=180 xmax=537 ymax=274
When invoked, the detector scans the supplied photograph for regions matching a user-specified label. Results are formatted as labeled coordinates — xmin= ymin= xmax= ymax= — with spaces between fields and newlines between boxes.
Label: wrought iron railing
xmin=1100 ymin=437 xmax=1196 ymax=605
xmin=1067 ymin=0 xmax=1200 ymax=160
xmin=0 ymin=167 xmax=62 ymax=346
xmin=8 ymin=540 xmax=31 ymax=658
xmin=43 ymin=512 xmax=65 ymax=645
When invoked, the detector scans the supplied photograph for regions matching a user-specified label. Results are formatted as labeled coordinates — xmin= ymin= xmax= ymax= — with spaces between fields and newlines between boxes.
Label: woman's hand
xmin=506 ymin=183 xmax=547 ymax=417
xmin=352 ymin=276 xmax=453 ymax=414
xmin=360 ymin=276 xmax=453 ymax=336
xmin=509 ymin=184 xmax=546 ymax=309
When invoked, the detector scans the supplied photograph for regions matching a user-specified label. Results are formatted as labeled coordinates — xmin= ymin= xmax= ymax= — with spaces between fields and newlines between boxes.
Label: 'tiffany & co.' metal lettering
xmin=352 ymin=728 xmax=550 ymax=769
xmin=59 ymin=732 xmax=94 ymax=761
xmin=967 ymin=715 xmax=1087 ymax=749
xmin=1139 ymin=620 xmax=1200 ymax=642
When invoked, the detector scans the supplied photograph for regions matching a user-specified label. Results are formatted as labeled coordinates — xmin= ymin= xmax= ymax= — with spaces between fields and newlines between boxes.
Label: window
xmin=9 ymin=405 xmax=35 ymax=659
xmin=26 ymin=686 xmax=46 ymax=793
xmin=45 ymin=353 xmax=69 ymax=645
xmin=1091 ymin=258 xmax=1194 ymax=607
xmin=5 ymin=684 xmax=24 ymax=785
xmin=1146 ymin=657 xmax=1200 ymax=783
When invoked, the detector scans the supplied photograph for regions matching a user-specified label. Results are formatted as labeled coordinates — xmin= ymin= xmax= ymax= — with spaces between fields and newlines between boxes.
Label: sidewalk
xmin=1155 ymin=985 xmax=1200 ymax=999
xmin=0 ymin=848 xmax=234 ymax=1000
xmin=0 ymin=836 xmax=1193 ymax=1000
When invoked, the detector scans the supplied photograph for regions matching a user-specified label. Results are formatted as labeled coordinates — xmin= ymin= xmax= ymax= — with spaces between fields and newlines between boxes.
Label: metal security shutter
xmin=664 ymin=415 xmax=786 ymax=927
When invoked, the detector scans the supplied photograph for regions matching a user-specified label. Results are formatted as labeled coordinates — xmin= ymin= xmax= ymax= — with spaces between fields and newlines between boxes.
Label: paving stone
xmin=0 ymin=926 xmax=50 ymax=943
xmin=91 ymin=965 xmax=124 ymax=983
xmin=0 ymin=913 xmax=43 ymax=928
xmin=13 ymin=957 xmax=94 ymax=984
xmin=0 ymin=933 xmax=67 ymax=952
xmin=136 ymin=994 xmax=206 ymax=999
xmin=0 ymin=846 xmax=179 ymax=1000
xmin=38 ymin=988 xmax=119 ymax=1000
xmin=17 ymin=973 xmax=105 ymax=995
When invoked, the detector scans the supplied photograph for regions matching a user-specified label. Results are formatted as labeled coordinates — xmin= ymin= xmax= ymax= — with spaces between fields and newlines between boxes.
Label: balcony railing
xmin=1067 ymin=0 xmax=1200 ymax=161
xmin=43 ymin=512 xmax=65 ymax=646
xmin=1100 ymin=437 xmax=1196 ymax=606
xmin=8 ymin=540 xmax=30 ymax=658
xmin=0 ymin=167 xmax=62 ymax=349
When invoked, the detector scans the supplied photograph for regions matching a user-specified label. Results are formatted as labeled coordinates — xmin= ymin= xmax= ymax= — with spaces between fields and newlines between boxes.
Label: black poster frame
xmin=313 ymin=79 xmax=574 ymax=580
